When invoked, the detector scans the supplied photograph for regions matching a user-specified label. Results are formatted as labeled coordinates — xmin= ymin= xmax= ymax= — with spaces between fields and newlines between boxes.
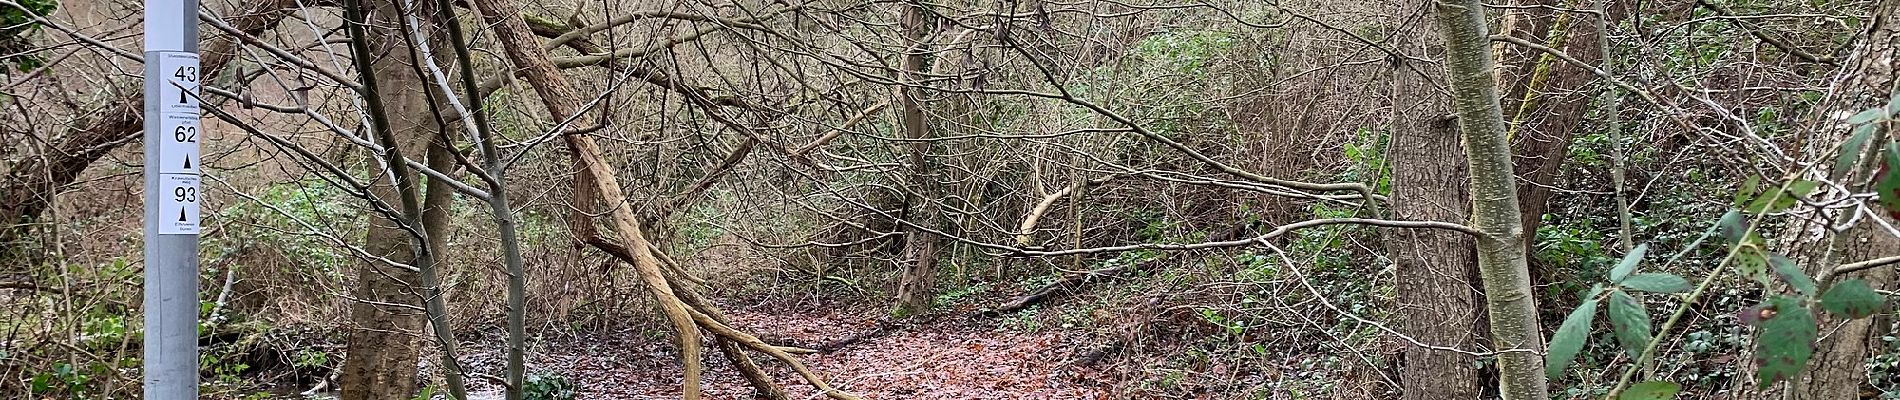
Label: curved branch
xmin=790 ymin=102 xmax=887 ymax=158
xmin=1015 ymin=174 xmax=1118 ymax=246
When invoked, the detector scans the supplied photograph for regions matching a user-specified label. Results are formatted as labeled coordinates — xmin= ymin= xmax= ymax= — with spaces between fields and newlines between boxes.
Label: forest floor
xmin=458 ymin=296 xmax=1120 ymax=400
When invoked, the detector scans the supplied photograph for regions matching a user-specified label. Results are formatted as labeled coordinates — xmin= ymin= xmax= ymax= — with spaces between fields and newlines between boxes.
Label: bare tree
xmin=334 ymin=0 xmax=468 ymax=397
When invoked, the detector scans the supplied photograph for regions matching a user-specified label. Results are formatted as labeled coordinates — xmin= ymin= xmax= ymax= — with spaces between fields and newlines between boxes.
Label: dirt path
xmin=463 ymin=301 xmax=1113 ymax=399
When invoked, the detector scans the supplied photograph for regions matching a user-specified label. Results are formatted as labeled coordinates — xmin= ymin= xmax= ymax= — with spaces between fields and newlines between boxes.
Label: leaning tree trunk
xmin=1785 ymin=0 xmax=1900 ymax=397
xmin=1432 ymin=0 xmax=1551 ymax=398
xmin=474 ymin=7 xmax=706 ymax=393
xmin=1493 ymin=0 xmax=1605 ymax=272
xmin=465 ymin=0 xmax=860 ymax=398
xmin=892 ymin=3 xmax=942 ymax=317
xmin=1382 ymin=0 xmax=1483 ymax=398
xmin=335 ymin=0 xmax=458 ymax=398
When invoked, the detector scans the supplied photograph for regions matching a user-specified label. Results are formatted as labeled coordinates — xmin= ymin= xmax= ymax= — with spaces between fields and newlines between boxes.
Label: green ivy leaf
xmin=28 ymin=372 xmax=49 ymax=394
xmin=1819 ymin=279 xmax=1884 ymax=319
xmin=1767 ymin=253 xmax=1816 ymax=297
xmin=1621 ymin=273 xmax=1692 ymax=294
xmin=1754 ymin=296 xmax=1818 ymax=388
xmin=1608 ymin=290 xmax=1653 ymax=359
xmin=1611 ymin=243 xmax=1649 ymax=283
xmin=1744 ymin=180 xmax=1817 ymax=214
xmin=1621 ymin=381 xmax=1681 ymax=400
xmin=1834 ymin=123 xmax=1877 ymax=174
xmin=1546 ymin=298 xmax=1599 ymax=380
xmin=1790 ymin=180 xmax=1819 ymax=197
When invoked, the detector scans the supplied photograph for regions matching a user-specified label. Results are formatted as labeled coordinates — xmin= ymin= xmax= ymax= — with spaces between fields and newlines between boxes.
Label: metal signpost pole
xmin=142 ymin=0 xmax=201 ymax=397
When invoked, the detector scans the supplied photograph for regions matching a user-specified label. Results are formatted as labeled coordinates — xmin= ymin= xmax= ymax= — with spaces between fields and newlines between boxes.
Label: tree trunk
xmin=892 ymin=3 xmax=941 ymax=317
xmin=1432 ymin=1 xmax=1551 ymax=398
xmin=1786 ymin=1 xmax=1900 ymax=397
xmin=1493 ymin=0 xmax=1604 ymax=259
xmin=425 ymin=0 xmax=530 ymax=396
xmin=336 ymin=0 xmax=457 ymax=398
xmin=1791 ymin=231 xmax=1896 ymax=400
xmin=1383 ymin=1 xmax=1483 ymax=398
xmin=468 ymin=0 xmax=711 ymax=392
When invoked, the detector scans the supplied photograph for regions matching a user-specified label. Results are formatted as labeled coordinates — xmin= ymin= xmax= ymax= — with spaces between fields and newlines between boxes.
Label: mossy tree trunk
xmin=1493 ymin=0 xmax=1604 ymax=278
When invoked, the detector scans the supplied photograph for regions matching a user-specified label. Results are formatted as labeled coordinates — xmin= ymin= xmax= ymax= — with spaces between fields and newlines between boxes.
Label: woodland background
xmin=1 ymin=0 xmax=1898 ymax=398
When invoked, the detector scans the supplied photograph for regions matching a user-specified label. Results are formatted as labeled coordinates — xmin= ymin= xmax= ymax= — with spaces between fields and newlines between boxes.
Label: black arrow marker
xmin=183 ymin=158 xmax=192 ymax=169
xmin=179 ymin=89 xmax=188 ymax=104
xmin=178 ymin=209 xmax=188 ymax=222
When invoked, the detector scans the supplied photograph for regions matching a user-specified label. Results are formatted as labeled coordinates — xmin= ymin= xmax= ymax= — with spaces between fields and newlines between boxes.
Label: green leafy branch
xmin=1563 ymin=96 xmax=1900 ymax=399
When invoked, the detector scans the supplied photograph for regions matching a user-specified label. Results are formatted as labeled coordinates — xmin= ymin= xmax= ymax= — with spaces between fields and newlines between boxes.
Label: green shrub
xmin=523 ymin=372 xmax=577 ymax=400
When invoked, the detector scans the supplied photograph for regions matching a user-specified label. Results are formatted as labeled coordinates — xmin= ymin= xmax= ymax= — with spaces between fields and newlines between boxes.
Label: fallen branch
xmin=815 ymin=319 xmax=900 ymax=353
xmin=979 ymin=222 xmax=1256 ymax=318
xmin=979 ymin=256 xmax=1167 ymax=317
xmin=0 ymin=280 xmax=61 ymax=294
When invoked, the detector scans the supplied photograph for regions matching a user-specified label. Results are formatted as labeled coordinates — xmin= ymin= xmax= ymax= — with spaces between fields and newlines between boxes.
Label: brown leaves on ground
xmin=464 ymin=302 xmax=1110 ymax=399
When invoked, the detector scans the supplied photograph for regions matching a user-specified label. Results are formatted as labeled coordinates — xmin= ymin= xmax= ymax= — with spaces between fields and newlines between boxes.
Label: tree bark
xmin=1791 ymin=231 xmax=1896 ymax=400
xmin=1432 ymin=1 xmax=1551 ymax=398
xmin=336 ymin=0 xmax=460 ymax=398
xmin=1786 ymin=1 xmax=1900 ymax=397
xmin=424 ymin=0 xmax=530 ymax=396
xmin=1493 ymin=0 xmax=1604 ymax=260
xmin=1383 ymin=1 xmax=1483 ymax=398
xmin=892 ymin=3 xmax=941 ymax=317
